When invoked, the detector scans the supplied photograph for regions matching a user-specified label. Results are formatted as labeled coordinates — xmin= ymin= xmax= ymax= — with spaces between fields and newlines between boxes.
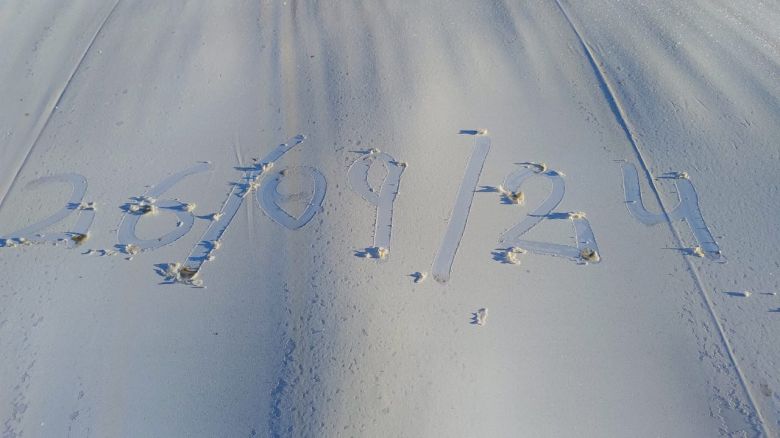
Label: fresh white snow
xmin=1 ymin=1 xmax=779 ymax=436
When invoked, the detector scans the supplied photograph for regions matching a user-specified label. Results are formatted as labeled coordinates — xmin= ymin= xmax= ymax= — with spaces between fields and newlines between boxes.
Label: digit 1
xmin=431 ymin=133 xmax=491 ymax=283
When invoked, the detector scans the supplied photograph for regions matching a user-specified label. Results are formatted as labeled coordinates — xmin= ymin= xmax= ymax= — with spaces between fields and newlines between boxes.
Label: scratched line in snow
xmin=432 ymin=134 xmax=491 ymax=284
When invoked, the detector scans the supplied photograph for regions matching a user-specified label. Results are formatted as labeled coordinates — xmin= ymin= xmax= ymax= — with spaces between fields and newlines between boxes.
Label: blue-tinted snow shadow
xmin=723 ymin=291 xmax=750 ymax=298
xmin=477 ymin=185 xmax=498 ymax=193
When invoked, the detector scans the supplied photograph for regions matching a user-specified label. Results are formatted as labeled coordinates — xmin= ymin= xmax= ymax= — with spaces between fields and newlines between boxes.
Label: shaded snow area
xmin=1 ymin=1 xmax=779 ymax=436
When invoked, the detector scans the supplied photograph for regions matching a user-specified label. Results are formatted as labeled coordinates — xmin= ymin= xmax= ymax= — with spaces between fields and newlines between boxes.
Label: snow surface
xmin=1 ymin=1 xmax=779 ymax=436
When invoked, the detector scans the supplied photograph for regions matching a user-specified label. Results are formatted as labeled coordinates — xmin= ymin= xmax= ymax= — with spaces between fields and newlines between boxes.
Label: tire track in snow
xmin=0 ymin=0 xmax=122 ymax=216
xmin=552 ymin=0 xmax=768 ymax=434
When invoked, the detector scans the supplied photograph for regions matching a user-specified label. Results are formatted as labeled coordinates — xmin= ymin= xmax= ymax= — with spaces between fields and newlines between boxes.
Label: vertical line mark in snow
xmin=553 ymin=0 xmax=767 ymax=432
xmin=234 ymin=132 xmax=257 ymax=240
xmin=432 ymin=135 xmax=491 ymax=284
xmin=0 ymin=0 xmax=123 ymax=216
xmin=181 ymin=135 xmax=305 ymax=275
xmin=233 ymin=134 xmax=244 ymax=169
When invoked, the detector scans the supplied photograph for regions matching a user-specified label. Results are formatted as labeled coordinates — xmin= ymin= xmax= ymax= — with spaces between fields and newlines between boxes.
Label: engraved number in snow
xmin=117 ymin=162 xmax=212 ymax=252
xmin=347 ymin=150 xmax=406 ymax=258
xmin=1 ymin=173 xmax=95 ymax=248
xmin=499 ymin=165 xmax=601 ymax=264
